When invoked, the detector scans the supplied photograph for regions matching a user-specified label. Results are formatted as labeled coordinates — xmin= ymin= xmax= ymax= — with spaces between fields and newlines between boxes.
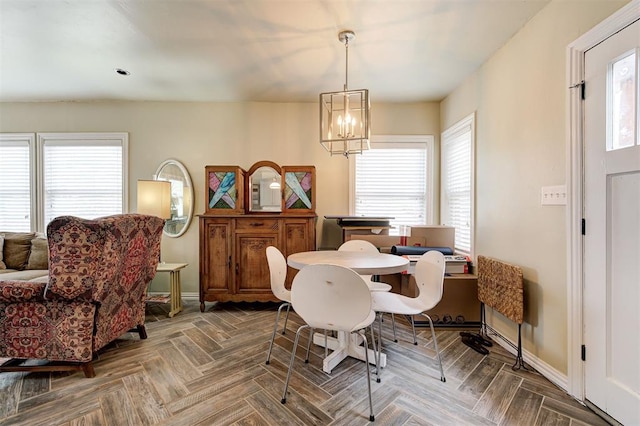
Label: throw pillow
xmin=2 ymin=232 xmax=35 ymax=270
xmin=26 ymin=237 xmax=49 ymax=270
xmin=0 ymin=235 xmax=5 ymax=269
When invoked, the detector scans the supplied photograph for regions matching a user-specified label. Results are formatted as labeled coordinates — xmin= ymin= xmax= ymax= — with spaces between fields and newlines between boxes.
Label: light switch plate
xmin=541 ymin=185 xmax=567 ymax=205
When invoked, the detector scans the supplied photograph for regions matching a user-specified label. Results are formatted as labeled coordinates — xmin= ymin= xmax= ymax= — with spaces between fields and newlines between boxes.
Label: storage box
xmin=347 ymin=235 xmax=425 ymax=253
xmin=408 ymin=225 xmax=455 ymax=249
xmin=380 ymin=273 xmax=480 ymax=325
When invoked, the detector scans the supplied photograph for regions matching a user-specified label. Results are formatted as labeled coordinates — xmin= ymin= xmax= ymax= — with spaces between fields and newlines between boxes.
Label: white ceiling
xmin=0 ymin=0 xmax=549 ymax=103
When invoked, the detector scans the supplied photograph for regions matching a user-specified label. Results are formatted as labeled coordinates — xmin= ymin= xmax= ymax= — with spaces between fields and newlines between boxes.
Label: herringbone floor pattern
xmin=0 ymin=301 xmax=608 ymax=425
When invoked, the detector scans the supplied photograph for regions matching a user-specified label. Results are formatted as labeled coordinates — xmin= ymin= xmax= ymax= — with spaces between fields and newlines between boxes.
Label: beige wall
xmin=440 ymin=0 xmax=629 ymax=374
xmin=0 ymin=100 xmax=439 ymax=297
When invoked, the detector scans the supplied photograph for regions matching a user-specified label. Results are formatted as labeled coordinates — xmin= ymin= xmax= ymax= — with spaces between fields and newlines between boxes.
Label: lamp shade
xmin=137 ymin=180 xmax=171 ymax=219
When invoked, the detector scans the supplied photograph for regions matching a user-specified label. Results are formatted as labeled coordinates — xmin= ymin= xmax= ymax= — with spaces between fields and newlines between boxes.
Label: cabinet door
xmin=281 ymin=166 xmax=315 ymax=214
xmin=200 ymin=219 xmax=232 ymax=297
xmin=235 ymin=233 xmax=278 ymax=297
xmin=282 ymin=218 xmax=316 ymax=287
xmin=204 ymin=166 xmax=245 ymax=214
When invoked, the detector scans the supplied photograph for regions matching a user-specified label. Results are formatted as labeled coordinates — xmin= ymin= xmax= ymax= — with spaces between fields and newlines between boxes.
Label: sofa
xmin=0 ymin=231 xmax=49 ymax=282
xmin=0 ymin=214 xmax=164 ymax=377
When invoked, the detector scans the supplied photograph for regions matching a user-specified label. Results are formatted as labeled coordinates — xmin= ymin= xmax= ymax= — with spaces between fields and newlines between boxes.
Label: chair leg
xmin=410 ymin=316 xmax=417 ymax=345
xmin=282 ymin=303 xmax=291 ymax=335
xmin=358 ymin=330 xmax=375 ymax=422
xmin=391 ymin=313 xmax=398 ymax=343
xmin=377 ymin=312 xmax=384 ymax=349
xmin=370 ymin=323 xmax=381 ymax=383
xmin=137 ymin=324 xmax=147 ymax=340
xmin=266 ymin=301 xmax=289 ymax=365
xmin=82 ymin=362 xmax=96 ymax=378
xmin=304 ymin=327 xmax=314 ymax=363
xmin=282 ymin=325 xmax=308 ymax=404
xmin=376 ymin=312 xmax=386 ymax=383
xmin=422 ymin=313 xmax=446 ymax=382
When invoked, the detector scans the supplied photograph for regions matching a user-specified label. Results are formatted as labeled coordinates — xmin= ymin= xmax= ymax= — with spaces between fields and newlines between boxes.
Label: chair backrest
xmin=291 ymin=263 xmax=373 ymax=332
xmin=414 ymin=250 xmax=446 ymax=310
xmin=46 ymin=214 xmax=164 ymax=350
xmin=266 ymin=246 xmax=290 ymax=302
xmin=338 ymin=239 xmax=380 ymax=254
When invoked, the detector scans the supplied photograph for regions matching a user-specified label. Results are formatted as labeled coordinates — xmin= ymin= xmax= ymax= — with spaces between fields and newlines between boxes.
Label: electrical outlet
xmin=541 ymin=185 xmax=567 ymax=205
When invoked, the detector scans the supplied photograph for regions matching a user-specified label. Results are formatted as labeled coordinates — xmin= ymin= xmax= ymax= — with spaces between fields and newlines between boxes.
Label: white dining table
xmin=287 ymin=250 xmax=409 ymax=373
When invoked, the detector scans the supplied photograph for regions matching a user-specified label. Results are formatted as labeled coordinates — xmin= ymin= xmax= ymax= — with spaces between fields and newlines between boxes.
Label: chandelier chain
xmin=344 ymin=36 xmax=349 ymax=91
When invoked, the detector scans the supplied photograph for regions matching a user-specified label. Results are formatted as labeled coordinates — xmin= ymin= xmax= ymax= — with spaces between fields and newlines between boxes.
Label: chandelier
xmin=319 ymin=30 xmax=370 ymax=158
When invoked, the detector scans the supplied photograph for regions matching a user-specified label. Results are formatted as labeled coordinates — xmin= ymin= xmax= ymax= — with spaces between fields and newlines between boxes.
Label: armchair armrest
xmin=0 ymin=280 xmax=47 ymax=303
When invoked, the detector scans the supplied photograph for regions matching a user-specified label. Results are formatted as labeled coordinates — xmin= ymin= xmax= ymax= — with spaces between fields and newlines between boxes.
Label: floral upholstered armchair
xmin=0 ymin=214 xmax=164 ymax=377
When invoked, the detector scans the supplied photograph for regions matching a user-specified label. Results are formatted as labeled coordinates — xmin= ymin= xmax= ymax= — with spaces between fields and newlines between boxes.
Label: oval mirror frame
xmin=155 ymin=159 xmax=194 ymax=238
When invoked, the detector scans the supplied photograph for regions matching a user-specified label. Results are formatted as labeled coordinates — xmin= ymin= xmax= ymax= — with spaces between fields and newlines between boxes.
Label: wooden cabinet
xmin=199 ymin=161 xmax=316 ymax=309
xmin=199 ymin=214 xmax=316 ymax=308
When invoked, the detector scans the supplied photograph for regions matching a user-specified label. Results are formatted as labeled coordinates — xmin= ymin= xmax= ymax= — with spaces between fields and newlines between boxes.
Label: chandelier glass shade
xmin=319 ymin=30 xmax=370 ymax=157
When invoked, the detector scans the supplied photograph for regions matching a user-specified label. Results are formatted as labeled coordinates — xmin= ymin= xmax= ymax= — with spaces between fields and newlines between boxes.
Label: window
xmin=350 ymin=135 xmax=434 ymax=234
xmin=0 ymin=132 xmax=128 ymax=232
xmin=608 ymin=50 xmax=637 ymax=151
xmin=441 ymin=113 xmax=475 ymax=256
xmin=0 ymin=134 xmax=35 ymax=231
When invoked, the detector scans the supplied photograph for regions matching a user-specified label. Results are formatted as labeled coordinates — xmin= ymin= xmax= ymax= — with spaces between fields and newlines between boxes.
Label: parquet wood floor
xmin=0 ymin=301 xmax=608 ymax=425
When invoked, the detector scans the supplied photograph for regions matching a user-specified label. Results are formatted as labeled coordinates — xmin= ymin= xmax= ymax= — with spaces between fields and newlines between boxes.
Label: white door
xmin=583 ymin=19 xmax=640 ymax=426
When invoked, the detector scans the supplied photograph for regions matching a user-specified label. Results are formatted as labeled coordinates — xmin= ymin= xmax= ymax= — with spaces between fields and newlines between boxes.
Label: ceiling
xmin=0 ymin=0 xmax=549 ymax=103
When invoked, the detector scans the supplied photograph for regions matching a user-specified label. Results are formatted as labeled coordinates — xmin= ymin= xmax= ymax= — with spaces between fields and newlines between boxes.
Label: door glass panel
xmin=607 ymin=172 xmax=640 ymax=391
xmin=608 ymin=51 xmax=637 ymax=151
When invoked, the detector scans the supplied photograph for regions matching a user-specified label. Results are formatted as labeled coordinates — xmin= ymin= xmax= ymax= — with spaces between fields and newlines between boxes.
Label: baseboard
xmin=487 ymin=326 xmax=568 ymax=392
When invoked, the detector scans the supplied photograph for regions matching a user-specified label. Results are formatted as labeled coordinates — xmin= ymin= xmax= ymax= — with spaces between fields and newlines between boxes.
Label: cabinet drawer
xmin=235 ymin=218 xmax=280 ymax=230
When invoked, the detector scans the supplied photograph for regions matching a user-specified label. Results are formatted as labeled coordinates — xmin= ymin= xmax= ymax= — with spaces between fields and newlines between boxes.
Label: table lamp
xmin=137 ymin=180 xmax=171 ymax=220
xmin=137 ymin=179 xmax=171 ymax=263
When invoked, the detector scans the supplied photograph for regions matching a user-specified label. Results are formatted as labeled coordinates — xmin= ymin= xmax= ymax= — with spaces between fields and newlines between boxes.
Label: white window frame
xmin=0 ymin=132 xmax=128 ymax=232
xmin=0 ymin=133 xmax=37 ymax=231
xmin=349 ymin=135 xmax=435 ymax=233
xmin=441 ymin=113 xmax=475 ymax=256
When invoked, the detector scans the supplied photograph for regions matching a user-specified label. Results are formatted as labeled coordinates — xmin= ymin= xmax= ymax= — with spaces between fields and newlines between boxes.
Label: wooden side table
xmin=151 ymin=262 xmax=188 ymax=317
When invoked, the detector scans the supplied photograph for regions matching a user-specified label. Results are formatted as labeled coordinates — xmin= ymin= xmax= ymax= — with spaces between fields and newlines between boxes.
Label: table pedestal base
xmin=313 ymin=332 xmax=386 ymax=374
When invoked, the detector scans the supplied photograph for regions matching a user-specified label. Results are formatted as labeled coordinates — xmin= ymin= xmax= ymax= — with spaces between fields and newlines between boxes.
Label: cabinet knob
xmin=250 ymin=222 xmax=263 ymax=227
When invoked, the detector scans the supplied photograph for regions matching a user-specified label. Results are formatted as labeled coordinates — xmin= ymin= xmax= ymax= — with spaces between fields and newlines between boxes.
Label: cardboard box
xmin=408 ymin=225 xmax=455 ymax=249
xmin=342 ymin=227 xmax=390 ymax=242
xmin=380 ymin=273 xmax=480 ymax=325
xmin=349 ymin=225 xmax=455 ymax=253
xmin=348 ymin=235 xmax=425 ymax=253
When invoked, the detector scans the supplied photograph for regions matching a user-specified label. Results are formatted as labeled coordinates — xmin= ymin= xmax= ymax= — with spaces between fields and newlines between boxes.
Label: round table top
xmin=287 ymin=250 xmax=409 ymax=275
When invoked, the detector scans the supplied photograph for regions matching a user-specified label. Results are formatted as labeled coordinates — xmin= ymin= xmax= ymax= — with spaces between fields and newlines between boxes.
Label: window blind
xmin=0 ymin=140 xmax=32 ymax=231
xmin=1 ymin=133 xmax=127 ymax=232
xmin=442 ymin=118 xmax=473 ymax=255
xmin=354 ymin=141 xmax=429 ymax=234
xmin=42 ymin=143 xmax=123 ymax=225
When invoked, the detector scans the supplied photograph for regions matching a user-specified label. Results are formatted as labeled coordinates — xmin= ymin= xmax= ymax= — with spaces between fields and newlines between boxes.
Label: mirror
xmin=155 ymin=159 xmax=194 ymax=237
xmin=248 ymin=164 xmax=282 ymax=212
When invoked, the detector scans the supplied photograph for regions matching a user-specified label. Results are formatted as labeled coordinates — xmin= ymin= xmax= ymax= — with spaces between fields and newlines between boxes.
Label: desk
xmin=150 ymin=263 xmax=187 ymax=318
xmin=287 ymin=251 xmax=409 ymax=373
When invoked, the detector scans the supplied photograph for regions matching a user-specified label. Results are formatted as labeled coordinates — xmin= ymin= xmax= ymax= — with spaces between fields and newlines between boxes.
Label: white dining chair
xmin=265 ymin=246 xmax=292 ymax=365
xmin=371 ymin=250 xmax=446 ymax=382
xmin=281 ymin=263 xmax=378 ymax=422
xmin=338 ymin=239 xmax=392 ymax=292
